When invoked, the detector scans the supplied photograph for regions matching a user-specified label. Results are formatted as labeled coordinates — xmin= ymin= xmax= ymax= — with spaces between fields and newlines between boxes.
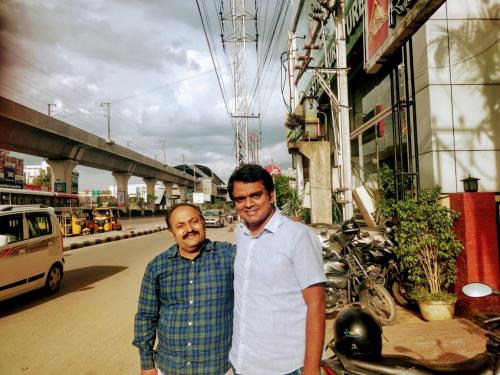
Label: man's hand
xmin=140 ymin=368 xmax=158 ymax=375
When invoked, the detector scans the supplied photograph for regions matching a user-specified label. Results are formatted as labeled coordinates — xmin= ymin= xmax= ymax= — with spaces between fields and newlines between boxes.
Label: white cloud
xmin=0 ymin=0 xmax=292 ymax=190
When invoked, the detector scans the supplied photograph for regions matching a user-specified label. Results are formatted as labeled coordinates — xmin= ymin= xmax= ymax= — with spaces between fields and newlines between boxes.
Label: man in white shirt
xmin=228 ymin=164 xmax=326 ymax=375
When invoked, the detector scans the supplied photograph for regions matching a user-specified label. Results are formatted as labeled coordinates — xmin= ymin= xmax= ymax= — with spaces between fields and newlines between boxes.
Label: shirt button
xmin=187 ymin=342 xmax=192 ymax=347
xmin=189 ymin=280 xmax=193 ymax=284
xmin=187 ymin=361 xmax=191 ymax=366
xmin=189 ymin=300 xmax=193 ymax=304
xmin=188 ymin=321 xmax=192 ymax=326
xmin=191 ymin=261 xmax=194 ymax=265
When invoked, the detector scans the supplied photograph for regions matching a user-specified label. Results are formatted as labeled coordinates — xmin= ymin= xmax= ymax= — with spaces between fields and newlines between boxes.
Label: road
xmin=0 ymin=226 xmax=235 ymax=375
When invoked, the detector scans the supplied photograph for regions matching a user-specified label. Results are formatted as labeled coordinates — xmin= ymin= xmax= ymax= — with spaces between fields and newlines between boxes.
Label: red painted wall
xmin=450 ymin=193 xmax=500 ymax=314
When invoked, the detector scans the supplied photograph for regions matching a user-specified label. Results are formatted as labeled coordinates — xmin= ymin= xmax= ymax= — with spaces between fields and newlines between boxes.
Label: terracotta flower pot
xmin=418 ymin=299 xmax=457 ymax=321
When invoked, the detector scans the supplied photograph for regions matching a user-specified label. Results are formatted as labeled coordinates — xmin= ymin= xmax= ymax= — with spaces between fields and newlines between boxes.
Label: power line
xmin=195 ymin=0 xmax=233 ymax=126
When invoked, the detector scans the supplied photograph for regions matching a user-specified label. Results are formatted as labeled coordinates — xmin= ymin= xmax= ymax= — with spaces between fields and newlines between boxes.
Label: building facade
xmin=286 ymin=0 xmax=499 ymax=224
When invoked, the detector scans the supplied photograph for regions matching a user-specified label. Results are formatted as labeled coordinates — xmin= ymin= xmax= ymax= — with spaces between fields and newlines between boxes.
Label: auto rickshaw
xmin=56 ymin=208 xmax=89 ymax=236
xmin=92 ymin=207 xmax=122 ymax=232
xmin=82 ymin=209 xmax=99 ymax=234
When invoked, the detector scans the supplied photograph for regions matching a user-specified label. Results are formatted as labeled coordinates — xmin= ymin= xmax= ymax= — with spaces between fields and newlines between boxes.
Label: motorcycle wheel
xmin=391 ymin=280 xmax=411 ymax=306
xmin=358 ymin=284 xmax=397 ymax=325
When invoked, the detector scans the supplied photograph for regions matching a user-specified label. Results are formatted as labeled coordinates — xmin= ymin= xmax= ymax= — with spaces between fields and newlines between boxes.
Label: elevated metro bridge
xmin=0 ymin=96 xmax=194 ymax=205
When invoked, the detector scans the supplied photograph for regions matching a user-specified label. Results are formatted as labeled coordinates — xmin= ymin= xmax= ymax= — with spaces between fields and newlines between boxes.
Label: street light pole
xmin=100 ymin=102 xmax=112 ymax=143
xmin=48 ymin=103 xmax=57 ymax=117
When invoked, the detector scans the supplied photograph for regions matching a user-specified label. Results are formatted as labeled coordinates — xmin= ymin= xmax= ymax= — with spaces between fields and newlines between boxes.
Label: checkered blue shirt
xmin=133 ymin=240 xmax=235 ymax=375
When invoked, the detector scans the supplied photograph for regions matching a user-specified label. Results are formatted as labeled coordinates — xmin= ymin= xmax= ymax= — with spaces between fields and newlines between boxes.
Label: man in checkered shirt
xmin=133 ymin=203 xmax=235 ymax=375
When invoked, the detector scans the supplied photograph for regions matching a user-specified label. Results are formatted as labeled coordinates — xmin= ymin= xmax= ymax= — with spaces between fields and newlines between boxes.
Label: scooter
xmin=321 ymin=282 xmax=499 ymax=374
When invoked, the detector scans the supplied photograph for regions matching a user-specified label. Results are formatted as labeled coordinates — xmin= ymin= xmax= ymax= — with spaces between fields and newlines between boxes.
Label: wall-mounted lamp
xmin=461 ymin=175 xmax=480 ymax=192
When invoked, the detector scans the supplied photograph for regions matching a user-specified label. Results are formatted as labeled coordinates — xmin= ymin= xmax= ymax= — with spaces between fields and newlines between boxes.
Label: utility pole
xmin=160 ymin=140 xmax=167 ymax=164
xmin=100 ymin=102 xmax=112 ymax=144
xmin=335 ymin=0 xmax=353 ymax=219
xmin=180 ymin=154 xmax=186 ymax=173
xmin=48 ymin=103 xmax=57 ymax=117
xmin=221 ymin=0 xmax=257 ymax=166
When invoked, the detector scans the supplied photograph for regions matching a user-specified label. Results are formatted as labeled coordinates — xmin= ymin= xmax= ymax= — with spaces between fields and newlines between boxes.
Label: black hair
xmin=227 ymin=164 xmax=274 ymax=200
xmin=165 ymin=203 xmax=204 ymax=229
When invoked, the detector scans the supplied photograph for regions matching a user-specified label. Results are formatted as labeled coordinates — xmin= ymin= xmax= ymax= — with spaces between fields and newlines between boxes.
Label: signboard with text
xmin=0 ymin=150 xmax=24 ymax=189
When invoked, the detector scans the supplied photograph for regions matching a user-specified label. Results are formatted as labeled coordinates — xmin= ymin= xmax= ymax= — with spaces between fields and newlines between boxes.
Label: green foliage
xmin=378 ymin=164 xmax=397 ymax=217
xmin=274 ymin=175 xmax=293 ymax=209
xmin=389 ymin=186 xmax=463 ymax=299
xmin=32 ymin=168 xmax=52 ymax=187
xmin=281 ymin=188 xmax=306 ymax=221
xmin=409 ymin=287 xmax=457 ymax=303
xmin=378 ymin=164 xmax=415 ymax=219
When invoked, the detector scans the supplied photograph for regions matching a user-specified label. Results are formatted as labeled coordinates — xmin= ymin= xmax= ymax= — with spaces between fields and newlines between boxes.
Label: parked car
xmin=202 ymin=209 xmax=225 ymax=228
xmin=92 ymin=207 xmax=122 ymax=232
xmin=0 ymin=205 xmax=64 ymax=302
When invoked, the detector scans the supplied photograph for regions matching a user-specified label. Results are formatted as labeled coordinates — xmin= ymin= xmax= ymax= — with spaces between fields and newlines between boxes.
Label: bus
xmin=0 ymin=187 xmax=80 ymax=207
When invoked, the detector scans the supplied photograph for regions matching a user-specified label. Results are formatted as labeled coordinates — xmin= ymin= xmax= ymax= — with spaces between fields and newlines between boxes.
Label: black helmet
xmin=341 ymin=219 xmax=360 ymax=235
xmin=334 ymin=306 xmax=382 ymax=359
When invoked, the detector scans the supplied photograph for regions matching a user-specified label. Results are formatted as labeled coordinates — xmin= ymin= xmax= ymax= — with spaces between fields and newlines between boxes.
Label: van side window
xmin=0 ymin=214 xmax=23 ymax=244
xmin=26 ymin=213 xmax=52 ymax=238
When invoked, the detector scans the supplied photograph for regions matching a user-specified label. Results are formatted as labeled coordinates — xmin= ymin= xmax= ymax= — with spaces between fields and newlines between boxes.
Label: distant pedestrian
xmin=228 ymin=164 xmax=326 ymax=375
xmin=133 ymin=203 xmax=235 ymax=375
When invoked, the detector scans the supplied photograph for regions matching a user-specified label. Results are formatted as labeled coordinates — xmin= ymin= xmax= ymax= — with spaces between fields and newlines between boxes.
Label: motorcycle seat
xmin=335 ymin=352 xmax=494 ymax=374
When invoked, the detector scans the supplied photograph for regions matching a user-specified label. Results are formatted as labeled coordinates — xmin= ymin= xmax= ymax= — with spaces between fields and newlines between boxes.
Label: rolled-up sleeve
xmin=133 ymin=261 xmax=159 ymax=369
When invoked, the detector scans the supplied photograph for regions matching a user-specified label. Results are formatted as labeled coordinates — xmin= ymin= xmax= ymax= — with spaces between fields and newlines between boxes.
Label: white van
xmin=0 ymin=205 xmax=64 ymax=302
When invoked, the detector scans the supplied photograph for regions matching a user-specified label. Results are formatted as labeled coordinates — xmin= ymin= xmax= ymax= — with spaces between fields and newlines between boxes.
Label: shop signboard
xmin=0 ymin=150 xmax=24 ymax=189
xmin=365 ymin=0 xmax=389 ymax=64
xmin=364 ymin=0 xmax=446 ymax=73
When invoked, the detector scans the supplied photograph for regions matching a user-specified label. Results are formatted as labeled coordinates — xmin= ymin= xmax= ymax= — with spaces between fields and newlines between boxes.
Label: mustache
xmin=183 ymin=230 xmax=199 ymax=239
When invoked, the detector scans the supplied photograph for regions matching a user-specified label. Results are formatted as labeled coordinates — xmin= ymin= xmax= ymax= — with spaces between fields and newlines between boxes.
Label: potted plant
xmin=384 ymin=186 xmax=463 ymax=321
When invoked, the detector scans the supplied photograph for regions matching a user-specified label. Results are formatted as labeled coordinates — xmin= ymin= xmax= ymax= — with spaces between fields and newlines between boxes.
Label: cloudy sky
xmin=0 ymin=0 xmax=292 ymax=189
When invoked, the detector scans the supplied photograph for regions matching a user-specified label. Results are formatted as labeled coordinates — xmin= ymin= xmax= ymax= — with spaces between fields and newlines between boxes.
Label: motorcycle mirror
xmin=462 ymin=282 xmax=493 ymax=298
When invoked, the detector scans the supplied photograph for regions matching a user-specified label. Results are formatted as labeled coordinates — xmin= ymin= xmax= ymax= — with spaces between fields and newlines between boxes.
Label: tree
xmin=32 ymin=168 xmax=52 ymax=187
xmin=273 ymin=175 xmax=292 ymax=209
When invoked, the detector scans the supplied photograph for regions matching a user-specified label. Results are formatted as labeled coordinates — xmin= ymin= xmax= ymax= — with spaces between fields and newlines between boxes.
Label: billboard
xmin=365 ymin=0 xmax=389 ymax=63
xmin=117 ymin=190 xmax=125 ymax=206
xmin=364 ymin=0 xmax=446 ymax=73
xmin=0 ymin=150 xmax=24 ymax=189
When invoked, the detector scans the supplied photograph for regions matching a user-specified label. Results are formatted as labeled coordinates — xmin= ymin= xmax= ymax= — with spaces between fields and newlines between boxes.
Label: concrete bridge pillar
xmin=143 ymin=178 xmax=157 ymax=209
xmin=112 ymin=172 xmax=131 ymax=209
xmin=46 ymin=159 xmax=78 ymax=193
xmin=298 ymin=141 xmax=332 ymax=225
xmin=163 ymin=182 xmax=174 ymax=207
xmin=178 ymin=185 xmax=188 ymax=202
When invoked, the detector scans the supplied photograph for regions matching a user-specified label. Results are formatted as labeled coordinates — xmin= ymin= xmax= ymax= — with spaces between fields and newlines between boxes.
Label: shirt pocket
xmin=158 ymin=264 xmax=188 ymax=305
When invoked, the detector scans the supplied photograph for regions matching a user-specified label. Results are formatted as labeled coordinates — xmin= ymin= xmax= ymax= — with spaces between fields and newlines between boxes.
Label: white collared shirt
xmin=229 ymin=211 xmax=326 ymax=375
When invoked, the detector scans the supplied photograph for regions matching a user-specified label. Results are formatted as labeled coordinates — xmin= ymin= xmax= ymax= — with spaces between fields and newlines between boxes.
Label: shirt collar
xmin=240 ymin=208 xmax=282 ymax=237
xmin=165 ymin=239 xmax=213 ymax=258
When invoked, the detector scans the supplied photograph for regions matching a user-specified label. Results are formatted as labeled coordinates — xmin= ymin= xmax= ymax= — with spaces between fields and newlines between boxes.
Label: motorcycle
xmin=321 ymin=282 xmax=500 ymax=375
xmin=349 ymin=228 xmax=413 ymax=307
xmin=322 ymin=221 xmax=397 ymax=326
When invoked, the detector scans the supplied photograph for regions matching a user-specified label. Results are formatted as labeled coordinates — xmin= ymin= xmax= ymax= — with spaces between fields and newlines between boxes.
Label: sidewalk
xmin=324 ymin=305 xmax=488 ymax=364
